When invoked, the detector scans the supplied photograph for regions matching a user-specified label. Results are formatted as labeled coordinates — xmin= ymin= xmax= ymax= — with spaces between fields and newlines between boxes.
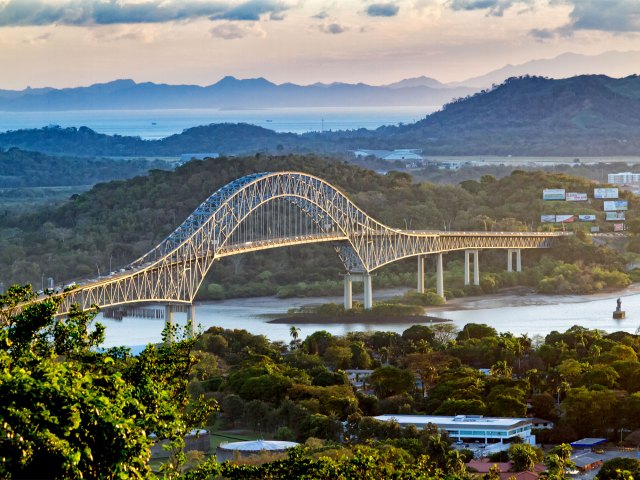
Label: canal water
xmin=98 ymin=286 xmax=640 ymax=349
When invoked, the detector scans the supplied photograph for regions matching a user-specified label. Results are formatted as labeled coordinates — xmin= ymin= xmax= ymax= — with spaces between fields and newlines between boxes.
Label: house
xmin=467 ymin=459 xmax=546 ymax=480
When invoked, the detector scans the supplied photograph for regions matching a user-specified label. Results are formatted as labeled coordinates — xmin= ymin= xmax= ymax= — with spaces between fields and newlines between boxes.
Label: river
xmin=98 ymin=285 xmax=640 ymax=349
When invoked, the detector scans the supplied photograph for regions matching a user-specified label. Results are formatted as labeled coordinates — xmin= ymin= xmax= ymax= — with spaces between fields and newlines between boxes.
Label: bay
xmin=0 ymin=106 xmax=434 ymax=139
xmin=98 ymin=286 xmax=640 ymax=350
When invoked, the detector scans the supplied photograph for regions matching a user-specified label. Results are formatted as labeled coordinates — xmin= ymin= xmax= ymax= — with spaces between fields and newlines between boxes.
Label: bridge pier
xmin=417 ymin=255 xmax=425 ymax=293
xmin=363 ymin=273 xmax=372 ymax=310
xmin=344 ymin=273 xmax=353 ymax=310
xmin=343 ymin=272 xmax=373 ymax=310
xmin=436 ymin=253 xmax=445 ymax=301
xmin=507 ymin=249 xmax=522 ymax=272
xmin=464 ymin=250 xmax=480 ymax=286
xmin=164 ymin=304 xmax=174 ymax=344
xmin=188 ymin=303 xmax=197 ymax=338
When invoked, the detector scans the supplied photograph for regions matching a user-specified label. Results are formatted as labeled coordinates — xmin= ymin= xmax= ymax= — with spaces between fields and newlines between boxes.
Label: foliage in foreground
xmin=0 ymin=285 xmax=216 ymax=479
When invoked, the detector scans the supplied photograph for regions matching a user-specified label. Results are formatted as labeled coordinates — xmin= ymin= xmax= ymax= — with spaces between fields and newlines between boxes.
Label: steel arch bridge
xmin=54 ymin=171 xmax=564 ymax=315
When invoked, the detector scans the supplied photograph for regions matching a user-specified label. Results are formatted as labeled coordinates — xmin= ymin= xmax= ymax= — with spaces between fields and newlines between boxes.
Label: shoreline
xmin=424 ymin=283 xmax=640 ymax=313
xmin=268 ymin=314 xmax=450 ymax=325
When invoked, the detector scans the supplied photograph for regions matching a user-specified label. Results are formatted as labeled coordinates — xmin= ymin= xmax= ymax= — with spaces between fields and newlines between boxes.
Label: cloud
xmin=319 ymin=22 xmax=346 ymax=34
xmin=447 ymin=0 xmax=533 ymax=17
xmin=529 ymin=0 xmax=640 ymax=39
xmin=366 ymin=3 xmax=400 ymax=17
xmin=0 ymin=0 xmax=290 ymax=27
xmin=311 ymin=11 xmax=329 ymax=19
xmin=209 ymin=0 xmax=289 ymax=21
xmin=210 ymin=22 xmax=249 ymax=39
xmin=22 ymin=31 xmax=53 ymax=44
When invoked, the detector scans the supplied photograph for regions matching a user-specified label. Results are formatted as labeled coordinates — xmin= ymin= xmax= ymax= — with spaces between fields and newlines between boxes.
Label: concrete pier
xmin=507 ymin=249 xmax=522 ymax=273
xmin=464 ymin=250 xmax=480 ymax=286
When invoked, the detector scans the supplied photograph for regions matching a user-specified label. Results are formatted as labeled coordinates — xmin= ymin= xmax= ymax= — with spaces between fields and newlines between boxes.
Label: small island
xmin=269 ymin=291 xmax=451 ymax=325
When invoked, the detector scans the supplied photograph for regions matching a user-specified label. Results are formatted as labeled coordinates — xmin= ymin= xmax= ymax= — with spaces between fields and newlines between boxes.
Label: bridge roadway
xmin=31 ymin=171 xmax=566 ymax=325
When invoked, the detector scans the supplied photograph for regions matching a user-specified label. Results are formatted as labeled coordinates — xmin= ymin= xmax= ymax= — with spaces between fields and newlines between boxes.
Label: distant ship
xmin=151 ymin=122 xmax=157 ymax=125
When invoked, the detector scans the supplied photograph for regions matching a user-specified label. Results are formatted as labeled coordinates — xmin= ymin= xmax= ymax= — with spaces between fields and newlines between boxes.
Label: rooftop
xmin=374 ymin=414 xmax=532 ymax=429
xmin=570 ymin=438 xmax=607 ymax=448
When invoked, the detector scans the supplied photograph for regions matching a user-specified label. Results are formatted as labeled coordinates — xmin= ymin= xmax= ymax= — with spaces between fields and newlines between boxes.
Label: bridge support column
xmin=436 ymin=253 xmax=445 ymax=302
xmin=464 ymin=250 xmax=480 ymax=286
xmin=507 ymin=249 xmax=522 ymax=273
xmin=187 ymin=303 xmax=197 ymax=338
xmin=344 ymin=274 xmax=353 ymax=310
xmin=164 ymin=304 xmax=174 ymax=344
xmin=363 ymin=272 xmax=373 ymax=310
xmin=417 ymin=256 xmax=425 ymax=293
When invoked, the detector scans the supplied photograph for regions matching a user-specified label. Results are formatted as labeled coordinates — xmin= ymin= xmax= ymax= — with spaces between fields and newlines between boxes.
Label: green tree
xmin=597 ymin=458 xmax=640 ymax=480
xmin=509 ymin=443 xmax=542 ymax=472
xmin=0 ymin=285 xmax=216 ymax=479
xmin=369 ymin=366 xmax=415 ymax=398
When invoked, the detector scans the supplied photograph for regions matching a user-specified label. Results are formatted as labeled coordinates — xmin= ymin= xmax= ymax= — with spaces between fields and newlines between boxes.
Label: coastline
xmin=424 ymin=283 xmax=640 ymax=313
xmin=252 ymin=283 xmax=640 ymax=326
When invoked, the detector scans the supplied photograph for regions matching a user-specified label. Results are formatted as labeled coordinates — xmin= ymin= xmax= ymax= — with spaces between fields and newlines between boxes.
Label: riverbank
xmin=269 ymin=313 xmax=449 ymax=325
xmin=99 ymin=283 xmax=640 ymax=348
xmin=426 ymin=283 xmax=640 ymax=313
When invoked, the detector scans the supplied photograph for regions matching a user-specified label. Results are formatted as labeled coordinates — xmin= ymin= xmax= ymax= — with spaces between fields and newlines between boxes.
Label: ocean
xmin=0 ymin=106 xmax=436 ymax=139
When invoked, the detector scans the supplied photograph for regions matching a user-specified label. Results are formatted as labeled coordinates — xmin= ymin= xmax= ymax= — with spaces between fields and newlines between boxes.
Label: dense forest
xmin=5 ymin=286 xmax=640 ymax=478
xmin=0 ymin=154 xmax=636 ymax=298
xmin=0 ymin=147 xmax=169 ymax=187
xmin=2 ymin=75 xmax=640 ymax=156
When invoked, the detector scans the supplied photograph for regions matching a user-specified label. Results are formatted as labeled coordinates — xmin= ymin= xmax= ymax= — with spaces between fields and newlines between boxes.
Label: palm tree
xmin=491 ymin=360 xmax=513 ymax=378
xmin=289 ymin=326 xmax=300 ymax=341
xmin=289 ymin=326 xmax=301 ymax=350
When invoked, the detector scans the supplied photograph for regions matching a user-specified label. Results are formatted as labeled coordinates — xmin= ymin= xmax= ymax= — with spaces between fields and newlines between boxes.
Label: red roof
xmin=467 ymin=459 xmax=546 ymax=480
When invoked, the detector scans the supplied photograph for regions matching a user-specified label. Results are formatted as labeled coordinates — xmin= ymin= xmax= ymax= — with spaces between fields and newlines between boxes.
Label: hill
xmin=328 ymin=74 xmax=640 ymax=155
xmin=0 ymin=155 xmax=629 ymax=297
xmin=0 ymin=148 xmax=168 ymax=187
xmin=0 ymin=76 xmax=473 ymax=111
xmin=2 ymin=75 xmax=640 ymax=156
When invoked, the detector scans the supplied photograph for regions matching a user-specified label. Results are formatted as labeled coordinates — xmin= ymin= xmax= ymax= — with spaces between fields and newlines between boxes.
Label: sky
xmin=0 ymin=0 xmax=639 ymax=89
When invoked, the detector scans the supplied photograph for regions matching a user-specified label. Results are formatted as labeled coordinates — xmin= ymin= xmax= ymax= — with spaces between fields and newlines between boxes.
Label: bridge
xmin=48 ymin=171 xmax=564 ymax=329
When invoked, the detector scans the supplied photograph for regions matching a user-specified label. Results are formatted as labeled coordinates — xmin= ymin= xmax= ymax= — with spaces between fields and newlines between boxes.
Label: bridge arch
xmin=54 ymin=172 xmax=561 ymax=315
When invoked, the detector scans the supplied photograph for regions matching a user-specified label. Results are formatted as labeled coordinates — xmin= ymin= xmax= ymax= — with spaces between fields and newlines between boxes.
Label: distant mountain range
xmin=2 ymin=75 xmax=640 ymax=156
xmin=0 ymin=76 xmax=474 ymax=111
xmin=454 ymin=50 xmax=640 ymax=88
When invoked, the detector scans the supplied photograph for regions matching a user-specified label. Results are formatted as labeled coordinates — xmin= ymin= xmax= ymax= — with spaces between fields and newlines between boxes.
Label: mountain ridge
xmin=2 ymin=74 xmax=640 ymax=156
xmin=0 ymin=76 xmax=474 ymax=111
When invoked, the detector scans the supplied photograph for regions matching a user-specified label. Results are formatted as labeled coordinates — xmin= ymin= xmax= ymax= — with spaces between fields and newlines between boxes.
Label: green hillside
xmin=0 ymin=155 xmax=632 ymax=297
xmin=2 ymin=75 xmax=640 ymax=156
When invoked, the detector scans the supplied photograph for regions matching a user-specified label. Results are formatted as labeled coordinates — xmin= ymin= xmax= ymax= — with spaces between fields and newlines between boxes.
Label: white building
xmin=608 ymin=172 xmax=640 ymax=185
xmin=373 ymin=414 xmax=535 ymax=445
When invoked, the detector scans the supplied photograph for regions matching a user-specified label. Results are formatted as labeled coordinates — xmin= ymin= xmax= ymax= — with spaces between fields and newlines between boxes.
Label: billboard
xmin=614 ymin=223 xmax=625 ymax=232
xmin=606 ymin=212 xmax=626 ymax=221
xmin=543 ymin=189 xmax=566 ymax=201
xmin=578 ymin=214 xmax=597 ymax=222
xmin=566 ymin=192 xmax=588 ymax=201
xmin=603 ymin=200 xmax=628 ymax=211
xmin=591 ymin=226 xmax=600 ymax=233
xmin=594 ymin=187 xmax=619 ymax=199
xmin=541 ymin=215 xmax=556 ymax=223
xmin=556 ymin=215 xmax=575 ymax=223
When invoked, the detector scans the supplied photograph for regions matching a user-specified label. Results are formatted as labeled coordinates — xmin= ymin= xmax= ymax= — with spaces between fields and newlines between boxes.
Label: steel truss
xmin=55 ymin=172 xmax=564 ymax=315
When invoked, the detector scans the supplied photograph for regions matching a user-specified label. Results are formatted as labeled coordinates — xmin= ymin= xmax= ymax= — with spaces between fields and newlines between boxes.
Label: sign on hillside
xmin=603 ymin=200 xmax=628 ymax=211
xmin=594 ymin=188 xmax=619 ymax=199
xmin=543 ymin=189 xmax=566 ymax=201
xmin=566 ymin=192 xmax=588 ymax=201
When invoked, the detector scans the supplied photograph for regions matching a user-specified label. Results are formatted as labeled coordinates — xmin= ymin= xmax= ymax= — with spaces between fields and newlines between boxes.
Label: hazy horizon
xmin=1 ymin=0 xmax=639 ymax=90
